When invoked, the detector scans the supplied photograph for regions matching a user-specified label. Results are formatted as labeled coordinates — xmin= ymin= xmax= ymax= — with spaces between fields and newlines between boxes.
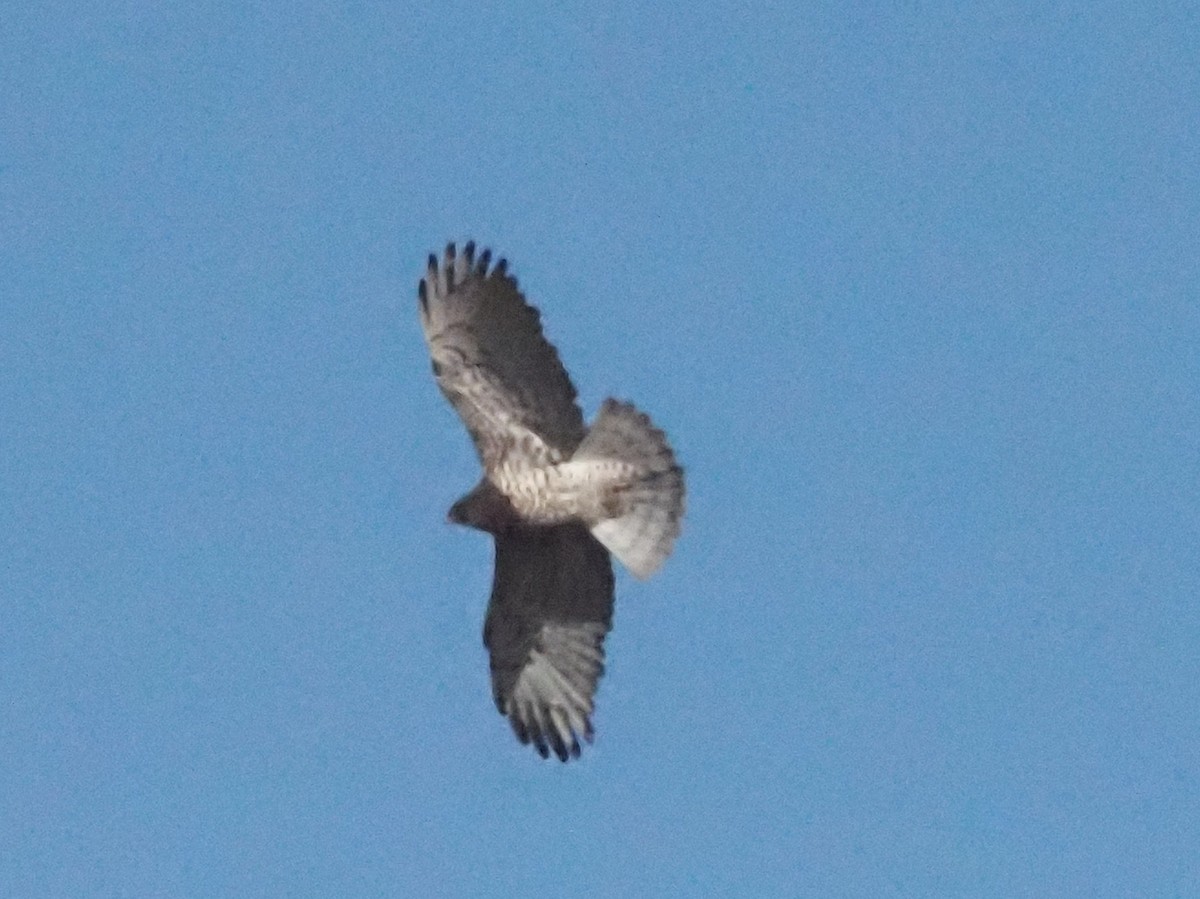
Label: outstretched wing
xmin=418 ymin=242 xmax=585 ymax=472
xmin=483 ymin=523 xmax=614 ymax=761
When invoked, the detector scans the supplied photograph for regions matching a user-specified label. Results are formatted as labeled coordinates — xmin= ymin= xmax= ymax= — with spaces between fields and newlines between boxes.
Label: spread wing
xmin=483 ymin=523 xmax=614 ymax=761
xmin=418 ymin=242 xmax=586 ymax=472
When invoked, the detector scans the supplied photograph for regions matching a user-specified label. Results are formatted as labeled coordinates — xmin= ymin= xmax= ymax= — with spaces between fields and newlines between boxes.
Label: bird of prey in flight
xmin=418 ymin=241 xmax=685 ymax=761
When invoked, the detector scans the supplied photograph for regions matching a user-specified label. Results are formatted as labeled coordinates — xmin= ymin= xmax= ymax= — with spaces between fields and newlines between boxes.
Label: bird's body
xmin=418 ymin=241 xmax=684 ymax=761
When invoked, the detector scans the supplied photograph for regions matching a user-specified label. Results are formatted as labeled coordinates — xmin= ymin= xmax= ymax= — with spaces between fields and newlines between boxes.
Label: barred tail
xmin=573 ymin=399 xmax=685 ymax=579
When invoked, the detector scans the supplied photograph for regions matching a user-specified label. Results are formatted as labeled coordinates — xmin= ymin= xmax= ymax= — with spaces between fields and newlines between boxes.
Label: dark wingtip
xmin=494 ymin=258 xmax=508 ymax=278
xmin=427 ymin=253 xmax=437 ymax=271
xmin=476 ymin=248 xmax=492 ymax=275
xmin=464 ymin=240 xmax=475 ymax=265
xmin=417 ymin=279 xmax=428 ymax=315
xmin=445 ymin=241 xmax=456 ymax=262
xmin=548 ymin=728 xmax=569 ymax=762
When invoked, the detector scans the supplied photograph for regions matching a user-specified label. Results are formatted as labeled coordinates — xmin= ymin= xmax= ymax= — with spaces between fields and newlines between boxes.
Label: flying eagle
xmin=418 ymin=241 xmax=685 ymax=761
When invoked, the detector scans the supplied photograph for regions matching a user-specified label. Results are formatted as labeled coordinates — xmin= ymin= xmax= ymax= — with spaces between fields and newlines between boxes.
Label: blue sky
xmin=2 ymin=2 xmax=1197 ymax=895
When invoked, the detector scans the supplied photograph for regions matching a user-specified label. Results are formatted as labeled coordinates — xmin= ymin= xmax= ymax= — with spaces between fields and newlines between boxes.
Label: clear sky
xmin=3 ymin=3 xmax=1197 ymax=896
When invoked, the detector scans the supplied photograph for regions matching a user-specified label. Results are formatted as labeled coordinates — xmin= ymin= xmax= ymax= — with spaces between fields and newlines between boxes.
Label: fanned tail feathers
xmin=574 ymin=399 xmax=685 ymax=578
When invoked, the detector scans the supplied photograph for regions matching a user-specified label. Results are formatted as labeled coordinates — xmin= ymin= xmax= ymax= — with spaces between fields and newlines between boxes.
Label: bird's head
xmin=447 ymin=480 xmax=517 ymax=534
xmin=447 ymin=495 xmax=472 ymax=526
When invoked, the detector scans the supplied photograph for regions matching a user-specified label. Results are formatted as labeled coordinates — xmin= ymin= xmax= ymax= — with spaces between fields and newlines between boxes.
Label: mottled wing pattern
xmin=418 ymin=242 xmax=586 ymax=472
xmin=483 ymin=523 xmax=614 ymax=761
